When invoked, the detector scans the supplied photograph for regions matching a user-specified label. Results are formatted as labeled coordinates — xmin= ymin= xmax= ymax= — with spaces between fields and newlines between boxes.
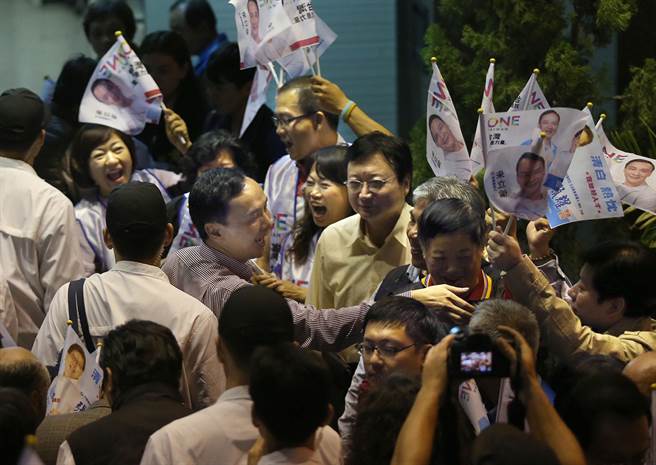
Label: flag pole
xmin=267 ymin=62 xmax=283 ymax=88
xmin=302 ymin=48 xmax=316 ymax=76
xmin=314 ymin=47 xmax=321 ymax=77
xmin=160 ymin=101 xmax=188 ymax=149
xmin=596 ymin=113 xmax=607 ymax=130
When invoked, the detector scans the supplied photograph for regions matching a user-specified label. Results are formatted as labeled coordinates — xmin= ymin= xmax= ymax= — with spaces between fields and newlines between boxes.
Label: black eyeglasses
xmin=271 ymin=112 xmax=315 ymax=128
xmin=357 ymin=342 xmax=418 ymax=359
xmin=344 ymin=178 xmax=393 ymax=193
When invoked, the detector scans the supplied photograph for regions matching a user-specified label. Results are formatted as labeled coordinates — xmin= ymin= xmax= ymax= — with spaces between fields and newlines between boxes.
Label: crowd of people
xmin=1 ymin=1 xmax=656 ymax=465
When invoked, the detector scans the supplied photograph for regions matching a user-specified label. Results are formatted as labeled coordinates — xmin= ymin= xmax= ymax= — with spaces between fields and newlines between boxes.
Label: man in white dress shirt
xmin=0 ymin=88 xmax=84 ymax=347
xmin=32 ymin=182 xmax=223 ymax=410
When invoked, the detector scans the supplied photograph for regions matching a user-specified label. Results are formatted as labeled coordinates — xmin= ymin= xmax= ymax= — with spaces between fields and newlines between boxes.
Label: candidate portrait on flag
xmin=613 ymin=156 xmax=656 ymax=214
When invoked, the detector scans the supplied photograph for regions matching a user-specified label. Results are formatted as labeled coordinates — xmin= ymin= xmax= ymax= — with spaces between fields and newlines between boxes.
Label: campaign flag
xmin=231 ymin=0 xmax=320 ymax=70
xmin=79 ymin=33 xmax=162 ymax=135
xmin=0 ymin=320 xmax=17 ymax=348
xmin=426 ymin=60 xmax=471 ymax=180
xmin=45 ymin=326 xmax=103 ymax=416
xmin=470 ymin=59 xmax=496 ymax=172
xmin=0 ymin=278 xmax=17 ymax=345
xmin=482 ymin=108 xmax=587 ymax=220
xmin=509 ymin=69 xmax=549 ymax=112
xmin=17 ymin=436 xmax=45 ymax=465
xmin=546 ymin=106 xmax=623 ymax=227
xmin=598 ymin=121 xmax=656 ymax=215
xmin=240 ymin=65 xmax=273 ymax=137
xmin=277 ymin=15 xmax=337 ymax=79
xmin=458 ymin=380 xmax=491 ymax=435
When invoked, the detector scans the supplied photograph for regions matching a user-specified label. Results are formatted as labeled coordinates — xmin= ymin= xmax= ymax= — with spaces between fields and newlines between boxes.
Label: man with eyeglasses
xmin=263 ymin=76 xmax=390 ymax=277
xmin=306 ymin=132 xmax=413 ymax=310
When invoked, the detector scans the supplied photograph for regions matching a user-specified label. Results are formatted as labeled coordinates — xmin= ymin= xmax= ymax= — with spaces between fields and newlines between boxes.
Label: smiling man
xmin=617 ymin=158 xmax=656 ymax=212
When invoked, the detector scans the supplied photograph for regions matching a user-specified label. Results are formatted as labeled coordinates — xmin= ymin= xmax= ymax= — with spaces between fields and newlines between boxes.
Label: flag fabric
xmin=470 ymin=59 xmax=495 ymax=172
xmin=426 ymin=60 xmax=471 ymax=180
xmin=598 ymin=121 xmax=656 ymax=215
xmin=277 ymin=15 xmax=337 ymax=79
xmin=239 ymin=65 xmax=273 ymax=137
xmin=546 ymin=107 xmax=623 ymax=227
xmin=458 ymin=380 xmax=491 ymax=435
xmin=45 ymin=326 xmax=103 ymax=416
xmin=509 ymin=70 xmax=549 ymax=111
xmin=17 ymin=439 xmax=45 ymax=465
xmin=231 ymin=0 xmax=320 ymax=70
xmin=79 ymin=34 xmax=162 ymax=135
xmin=481 ymin=108 xmax=587 ymax=220
xmin=0 ymin=320 xmax=17 ymax=348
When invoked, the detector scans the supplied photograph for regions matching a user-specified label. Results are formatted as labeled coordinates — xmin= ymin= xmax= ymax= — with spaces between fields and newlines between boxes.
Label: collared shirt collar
xmin=423 ymin=269 xmax=494 ymax=302
xmin=198 ymin=242 xmax=255 ymax=280
xmin=0 ymin=156 xmax=36 ymax=175
xmin=347 ymin=203 xmax=412 ymax=248
xmin=110 ymin=261 xmax=169 ymax=281
xmin=218 ymin=385 xmax=251 ymax=403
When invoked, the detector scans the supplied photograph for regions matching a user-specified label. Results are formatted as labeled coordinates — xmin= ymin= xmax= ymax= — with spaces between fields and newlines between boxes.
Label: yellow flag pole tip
xmin=489 ymin=58 xmax=496 ymax=63
xmin=651 ymin=383 xmax=656 ymax=390
xmin=533 ymin=68 xmax=540 ymax=75
xmin=586 ymin=102 xmax=593 ymax=108
xmin=430 ymin=56 xmax=437 ymax=63
xmin=25 ymin=435 xmax=38 ymax=447
xmin=539 ymin=131 xmax=547 ymax=138
xmin=96 ymin=341 xmax=104 ymax=348
xmin=114 ymin=30 xmax=123 ymax=37
xmin=66 ymin=319 xmax=73 ymax=326
xmin=477 ymin=107 xmax=483 ymax=114
xmin=600 ymin=113 xmax=607 ymax=119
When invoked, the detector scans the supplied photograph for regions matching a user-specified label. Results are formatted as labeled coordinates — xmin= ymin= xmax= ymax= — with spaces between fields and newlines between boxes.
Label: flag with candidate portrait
xmin=79 ymin=34 xmax=162 ymax=135
xmin=481 ymin=108 xmax=587 ymax=220
xmin=45 ymin=326 xmax=103 ymax=416
xmin=598 ymin=121 xmax=656 ymax=215
xmin=426 ymin=60 xmax=471 ymax=181
xmin=470 ymin=59 xmax=495 ymax=173
xmin=546 ymin=107 xmax=623 ymax=227
xmin=276 ymin=16 xmax=336 ymax=79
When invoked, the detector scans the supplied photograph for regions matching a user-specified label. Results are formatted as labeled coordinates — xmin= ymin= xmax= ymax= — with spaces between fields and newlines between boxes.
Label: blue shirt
xmin=194 ymin=33 xmax=228 ymax=76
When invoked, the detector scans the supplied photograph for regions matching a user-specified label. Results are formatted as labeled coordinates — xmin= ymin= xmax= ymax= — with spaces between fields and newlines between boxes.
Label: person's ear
xmin=401 ymin=175 xmax=411 ymax=196
xmin=314 ymin=111 xmax=326 ymax=130
xmin=419 ymin=343 xmax=432 ymax=360
xmin=103 ymin=228 xmax=113 ymax=249
xmin=204 ymin=223 xmax=222 ymax=239
xmin=163 ymin=223 xmax=174 ymax=247
xmin=607 ymin=297 xmax=627 ymax=319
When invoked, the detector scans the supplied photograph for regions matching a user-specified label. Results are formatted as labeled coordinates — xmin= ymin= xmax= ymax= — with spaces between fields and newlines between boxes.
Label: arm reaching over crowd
xmin=310 ymin=76 xmax=393 ymax=137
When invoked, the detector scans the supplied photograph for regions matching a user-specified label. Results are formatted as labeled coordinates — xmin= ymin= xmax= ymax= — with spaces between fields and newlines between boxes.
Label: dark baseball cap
xmin=219 ymin=286 xmax=294 ymax=344
xmin=106 ymin=182 xmax=167 ymax=236
xmin=0 ymin=88 xmax=50 ymax=149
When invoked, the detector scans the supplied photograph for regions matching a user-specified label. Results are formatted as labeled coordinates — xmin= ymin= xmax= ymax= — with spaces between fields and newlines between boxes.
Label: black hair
xmin=0 ymin=355 xmax=50 ymax=418
xmin=346 ymin=132 xmax=413 ymax=186
xmin=278 ymin=76 xmax=339 ymax=131
xmin=181 ymin=130 xmax=256 ymax=184
xmin=625 ymin=158 xmax=656 ymax=172
xmin=206 ymin=42 xmax=256 ymax=87
xmin=110 ymin=227 xmax=167 ymax=263
xmin=0 ymin=388 xmax=38 ymax=465
xmin=348 ymin=375 xmax=421 ymax=465
xmin=580 ymin=241 xmax=656 ymax=317
xmin=189 ymin=167 xmax=246 ymax=240
xmin=290 ymin=144 xmax=353 ymax=265
xmin=250 ymin=344 xmax=331 ymax=446
xmin=99 ymin=319 xmax=183 ymax=401
xmin=51 ymin=55 xmax=97 ymax=124
xmin=170 ymin=0 xmax=217 ymax=31
xmin=538 ymin=109 xmax=560 ymax=124
xmin=557 ymin=373 xmax=650 ymax=450
xmin=516 ymin=152 xmax=545 ymax=171
xmin=68 ymin=124 xmax=135 ymax=190
xmin=418 ymin=197 xmax=488 ymax=247
xmin=83 ymin=1 xmax=136 ymax=41
xmin=364 ymin=296 xmax=450 ymax=345
xmin=140 ymin=29 xmax=193 ymax=73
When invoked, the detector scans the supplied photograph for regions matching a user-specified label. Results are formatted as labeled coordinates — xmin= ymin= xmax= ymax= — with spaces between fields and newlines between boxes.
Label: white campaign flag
xmin=598 ymin=121 xmax=656 ymax=215
xmin=0 ymin=320 xmax=17 ymax=348
xmin=277 ymin=15 xmax=337 ymax=79
xmin=426 ymin=60 xmax=471 ymax=180
xmin=509 ymin=69 xmax=549 ymax=112
xmin=470 ymin=59 xmax=496 ymax=172
xmin=45 ymin=326 xmax=103 ymax=416
xmin=546 ymin=106 xmax=623 ymax=227
xmin=79 ymin=33 xmax=162 ymax=135
xmin=240 ymin=65 xmax=273 ymax=137
xmin=481 ymin=108 xmax=587 ymax=220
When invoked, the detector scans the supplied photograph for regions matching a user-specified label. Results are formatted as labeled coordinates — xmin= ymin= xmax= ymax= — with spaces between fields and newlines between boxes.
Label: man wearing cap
xmin=0 ymin=88 xmax=84 ymax=347
xmin=140 ymin=286 xmax=340 ymax=465
xmin=32 ymin=182 xmax=224 ymax=410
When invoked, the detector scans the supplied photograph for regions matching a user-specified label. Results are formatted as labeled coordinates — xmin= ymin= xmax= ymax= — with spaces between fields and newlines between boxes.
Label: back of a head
xmin=418 ymin=197 xmax=487 ymax=247
xmin=413 ymin=176 xmax=485 ymax=209
xmin=557 ymin=372 xmax=650 ymax=451
xmin=189 ymin=167 xmax=246 ymax=241
xmin=581 ymin=240 xmax=656 ymax=318
xmin=364 ymin=296 xmax=450 ymax=345
xmin=106 ymin=182 xmax=168 ymax=262
xmin=469 ymin=299 xmax=540 ymax=354
xmin=278 ymin=76 xmax=339 ymax=131
xmin=52 ymin=55 xmax=97 ymax=120
xmin=0 ymin=88 xmax=49 ymax=156
xmin=250 ymin=344 xmax=331 ymax=447
xmin=346 ymin=131 xmax=413 ymax=185
xmin=99 ymin=319 xmax=183 ymax=401
xmin=182 ymin=130 xmax=255 ymax=183
xmin=0 ymin=387 xmax=39 ymax=465
xmin=0 ymin=347 xmax=50 ymax=422
xmin=218 ymin=285 xmax=294 ymax=370
xmin=83 ymin=1 xmax=136 ymax=41
xmin=349 ymin=374 xmax=420 ymax=465
xmin=472 ymin=424 xmax=560 ymax=465
xmin=140 ymin=30 xmax=193 ymax=69
xmin=206 ymin=42 xmax=255 ymax=87
xmin=170 ymin=0 xmax=217 ymax=32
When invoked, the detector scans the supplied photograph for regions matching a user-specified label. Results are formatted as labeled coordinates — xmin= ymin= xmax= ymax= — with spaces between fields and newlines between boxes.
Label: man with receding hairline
xmin=0 ymin=347 xmax=50 ymax=422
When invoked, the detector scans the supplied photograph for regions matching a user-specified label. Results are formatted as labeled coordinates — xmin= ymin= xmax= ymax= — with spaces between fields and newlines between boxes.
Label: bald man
xmin=623 ymin=352 xmax=656 ymax=398
xmin=0 ymin=347 xmax=50 ymax=421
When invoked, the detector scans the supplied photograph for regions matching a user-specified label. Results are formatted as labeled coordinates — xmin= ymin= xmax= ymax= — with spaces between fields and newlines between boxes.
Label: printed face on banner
xmin=609 ymin=156 xmax=656 ymax=214
xmin=63 ymin=344 xmax=86 ymax=380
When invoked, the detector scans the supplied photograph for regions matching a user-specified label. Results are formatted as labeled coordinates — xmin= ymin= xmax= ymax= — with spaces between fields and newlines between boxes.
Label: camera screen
xmin=460 ymin=351 xmax=493 ymax=373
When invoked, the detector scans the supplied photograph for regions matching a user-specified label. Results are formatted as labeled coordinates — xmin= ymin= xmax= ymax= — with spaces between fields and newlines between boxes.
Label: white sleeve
xmin=56 ymin=441 xmax=76 ymax=465
xmin=32 ymin=284 xmax=69 ymax=367
xmin=139 ymin=431 xmax=182 ymax=465
xmin=0 ymin=279 xmax=18 ymax=342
